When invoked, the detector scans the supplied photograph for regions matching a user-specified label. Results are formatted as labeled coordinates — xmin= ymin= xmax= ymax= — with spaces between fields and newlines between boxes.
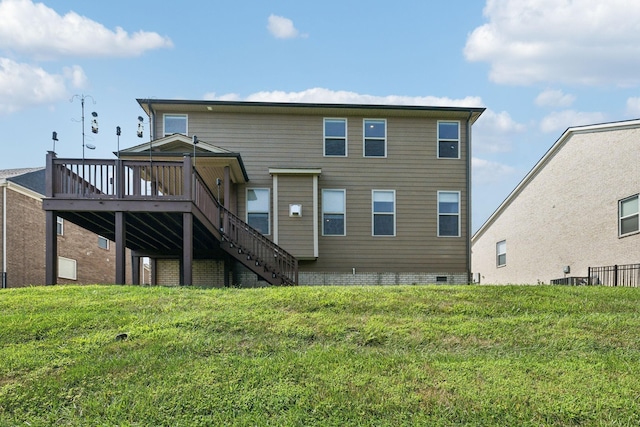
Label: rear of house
xmin=472 ymin=119 xmax=640 ymax=285
xmin=133 ymin=100 xmax=484 ymax=286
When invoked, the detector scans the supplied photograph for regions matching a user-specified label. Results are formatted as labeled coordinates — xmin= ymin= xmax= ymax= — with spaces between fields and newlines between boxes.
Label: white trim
xmin=57 ymin=216 xmax=64 ymax=236
xmin=321 ymin=189 xmax=346 ymax=237
xmin=313 ymin=175 xmax=319 ymax=257
xmin=372 ymin=189 xmax=396 ymax=236
xmin=268 ymin=168 xmax=322 ymax=175
xmin=58 ymin=256 xmax=77 ymax=280
xmin=2 ymin=185 xmax=6 ymax=280
xmin=619 ymin=194 xmax=639 ymax=237
xmin=437 ymin=120 xmax=461 ymax=159
xmin=98 ymin=235 xmax=110 ymax=250
xmin=496 ymin=240 xmax=506 ymax=267
xmin=473 ymin=118 xmax=640 ymax=242
xmin=272 ymin=176 xmax=279 ymax=243
xmin=363 ymin=119 xmax=387 ymax=158
xmin=6 ymin=181 xmax=43 ymax=201
xmin=246 ymin=188 xmax=270 ymax=235
xmin=437 ymin=191 xmax=461 ymax=237
xmin=163 ymin=113 xmax=188 ymax=136
xmin=323 ymin=118 xmax=348 ymax=157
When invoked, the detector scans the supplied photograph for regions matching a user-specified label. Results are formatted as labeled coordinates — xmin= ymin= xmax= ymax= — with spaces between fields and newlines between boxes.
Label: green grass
xmin=1 ymin=284 xmax=640 ymax=426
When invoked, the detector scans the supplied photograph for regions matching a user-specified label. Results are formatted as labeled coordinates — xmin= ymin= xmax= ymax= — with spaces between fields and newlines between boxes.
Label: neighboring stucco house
xmin=472 ymin=119 xmax=640 ymax=285
xmin=44 ymin=99 xmax=484 ymax=286
xmin=1 ymin=168 xmax=130 ymax=288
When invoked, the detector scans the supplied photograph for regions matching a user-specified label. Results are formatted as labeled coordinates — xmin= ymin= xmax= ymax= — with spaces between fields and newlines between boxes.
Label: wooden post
xmin=183 ymin=155 xmax=192 ymax=201
xmin=132 ymin=253 xmax=140 ymax=285
xmin=115 ymin=211 xmax=126 ymax=284
xmin=182 ymin=212 xmax=193 ymax=286
xmin=45 ymin=210 xmax=58 ymax=285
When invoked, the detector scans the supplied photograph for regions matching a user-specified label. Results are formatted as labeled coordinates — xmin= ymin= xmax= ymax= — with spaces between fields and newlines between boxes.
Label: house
xmin=471 ymin=119 xmax=640 ymax=285
xmin=43 ymin=99 xmax=484 ymax=287
xmin=0 ymin=168 xmax=130 ymax=288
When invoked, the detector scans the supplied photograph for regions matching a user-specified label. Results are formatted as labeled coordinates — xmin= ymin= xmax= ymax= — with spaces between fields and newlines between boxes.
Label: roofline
xmin=472 ymin=118 xmax=640 ymax=242
xmin=137 ymin=98 xmax=485 ymax=123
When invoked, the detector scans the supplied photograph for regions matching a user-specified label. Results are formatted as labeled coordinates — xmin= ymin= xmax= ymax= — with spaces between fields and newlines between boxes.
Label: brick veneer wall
xmin=1 ymin=187 xmax=131 ymax=287
xmin=155 ymin=258 xmax=228 ymax=287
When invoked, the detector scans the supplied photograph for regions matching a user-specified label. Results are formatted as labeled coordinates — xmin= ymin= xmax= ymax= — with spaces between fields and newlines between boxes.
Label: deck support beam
xmin=115 ymin=211 xmax=126 ymax=284
xmin=45 ymin=210 xmax=58 ymax=285
xmin=182 ymin=212 xmax=193 ymax=286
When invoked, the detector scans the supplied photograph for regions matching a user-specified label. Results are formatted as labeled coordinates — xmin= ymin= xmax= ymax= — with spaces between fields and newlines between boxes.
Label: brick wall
xmin=1 ymin=186 xmax=131 ymax=287
xmin=155 ymin=258 xmax=227 ymax=287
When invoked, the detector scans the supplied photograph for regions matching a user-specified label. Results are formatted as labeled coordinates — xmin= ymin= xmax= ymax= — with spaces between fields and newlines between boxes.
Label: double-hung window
xmin=496 ymin=240 xmax=506 ymax=267
xmin=164 ymin=114 xmax=187 ymax=136
xmin=619 ymin=195 xmax=639 ymax=236
xmin=56 ymin=217 xmax=64 ymax=236
xmin=364 ymin=119 xmax=386 ymax=157
xmin=247 ymin=189 xmax=270 ymax=235
xmin=324 ymin=118 xmax=347 ymax=156
xmin=438 ymin=121 xmax=460 ymax=159
xmin=322 ymin=189 xmax=346 ymax=236
xmin=438 ymin=191 xmax=460 ymax=237
xmin=372 ymin=190 xmax=395 ymax=236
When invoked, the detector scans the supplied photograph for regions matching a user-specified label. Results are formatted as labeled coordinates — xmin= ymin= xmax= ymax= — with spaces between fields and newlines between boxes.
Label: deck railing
xmin=47 ymin=153 xmax=298 ymax=285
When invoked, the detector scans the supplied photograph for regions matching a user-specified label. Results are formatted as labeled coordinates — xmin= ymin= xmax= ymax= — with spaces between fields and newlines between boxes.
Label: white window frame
xmin=322 ymin=189 xmax=346 ymax=236
xmin=324 ymin=118 xmax=348 ymax=157
xmin=372 ymin=190 xmax=396 ymax=236
xmin=496 ymin=240 xmax=506 ymax=267
xmin=363 ymin=119 xmax=387 ymax=158
xmin=437 ymin=191 xmax=461 ymax=237
xmin=619 ymin=194 xmax=639 ymax=236
xmin=98 ymin=236 xmax=110 ymax=250
xmin=56 ymin=216 xmax=64 ymax=236
xmin=437 ymin=120 xmax=461 ymax=159
xmin=246 ymin=188 xmax=270 ymax=235
xmin=163 ymin=114 xmax=188 ymax=136
xmin=58 ymin=256 xmax=77 ymax=281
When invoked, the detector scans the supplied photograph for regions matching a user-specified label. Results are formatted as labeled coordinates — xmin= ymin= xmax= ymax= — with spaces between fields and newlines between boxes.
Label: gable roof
xmin=118 ymin=133 xmax=234 ymax=155
xmin=472 ymin=118 xmax=640 ymax=242
xmin=0 ymin=167 xmax=46 ymax=195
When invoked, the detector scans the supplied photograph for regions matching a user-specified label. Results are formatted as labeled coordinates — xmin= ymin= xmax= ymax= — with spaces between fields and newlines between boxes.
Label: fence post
xmin=588 ymin=267 xmax=591 ymax=285
xmin=614 ymin=264 xmax=618 ymax=287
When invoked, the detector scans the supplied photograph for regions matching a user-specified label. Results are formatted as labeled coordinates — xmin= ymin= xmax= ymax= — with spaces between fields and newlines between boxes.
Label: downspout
xmin=466 ymin=110 xmax=473 ymax=284
xmin=2 ymin=185 xmax=6 ymax=288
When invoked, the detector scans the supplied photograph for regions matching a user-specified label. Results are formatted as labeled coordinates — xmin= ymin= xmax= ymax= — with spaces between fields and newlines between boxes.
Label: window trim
xmin=496 ymin=240 xmax=506 ymax=267
xmin=322 ymin=189 xmax=346 ymax=236
xmin=98 ymin=236 xmax=110 ymax=250
xmin=372 ymin=189 xmax=396 ymax=237
xmin=58 ymin=256 xmax=77 ymax=281
xmin=619 ymin=194 xmax=639 ymax=237
xmin=56 ymin=216 xmax=64 ymax=236
xmin=163 ymin=114 xmax=188 ymax=136
xmin=437 ymin=191 xmax=461 ymax=237
xmin=246 ymin=188 xmax=270 ymax=235
xmin=363 ymin=119 xmax=387 ymax=158
xmin=437 ymin=120 xmax=461 ymax=159
xmin=323 ymin=118 xmax=348 ymax=157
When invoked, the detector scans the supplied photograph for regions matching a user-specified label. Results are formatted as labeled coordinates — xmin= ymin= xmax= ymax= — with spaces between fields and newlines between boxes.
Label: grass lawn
xmin=1 ymin=284 xmax=639 ymax=426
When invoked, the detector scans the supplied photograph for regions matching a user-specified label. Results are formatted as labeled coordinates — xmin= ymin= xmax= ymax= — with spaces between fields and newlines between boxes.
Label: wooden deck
xmin=42 ymin=152 xmax=298 ymax=286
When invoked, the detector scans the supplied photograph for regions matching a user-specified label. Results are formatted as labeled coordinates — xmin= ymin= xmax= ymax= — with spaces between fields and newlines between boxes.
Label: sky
xmin=1 ymin=0 xmax=640 ymax=232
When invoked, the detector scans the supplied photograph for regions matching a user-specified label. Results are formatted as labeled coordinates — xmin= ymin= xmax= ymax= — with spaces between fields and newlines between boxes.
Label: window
xmin=324 ymin=118 xmax=347 ymax=156
xmin=372 ymin=190 xmax=395 ymax=236
xmin=364 ymin=119 xmax=386 ymax=157
xmin=58 ymin=256 xmax=77 ymax=280
xmin=619 ymin=195 xmax=639 ymax=236
xmin=438 ymin=191 xmax=460 ymax=237
xmin=57 ymin=217 xmax=63 ymax=236
xmin=163 ymin=114 xmax=187 ymax=136
xmin=98 ymin=236 xmax=109 ymax=250
xmin=247 ymin=188 xmax=270 ymax=234
xmin=438 ymin=121 xmax=460 ymax=159
xmin=496 ymin=240 xmax=506 ymax=267
xmin=322 ymin=189 xmax=346 ymax=235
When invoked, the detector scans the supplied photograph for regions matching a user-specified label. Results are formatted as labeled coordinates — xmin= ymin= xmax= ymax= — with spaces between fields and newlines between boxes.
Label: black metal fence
xmin=1 ymin=271 xmax=6 ymax=289
xmin=588 ymin=264 xmax=640 ymax=287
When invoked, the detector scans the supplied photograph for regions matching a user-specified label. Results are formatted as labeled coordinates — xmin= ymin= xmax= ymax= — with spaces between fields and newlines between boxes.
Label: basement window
xmin=98 ymin=236 xmax=109 ymax=250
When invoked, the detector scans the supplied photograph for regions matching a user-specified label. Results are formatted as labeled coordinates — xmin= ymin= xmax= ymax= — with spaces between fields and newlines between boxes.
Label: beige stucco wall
xmin=472 ymin=125 xmax=640 ymax=284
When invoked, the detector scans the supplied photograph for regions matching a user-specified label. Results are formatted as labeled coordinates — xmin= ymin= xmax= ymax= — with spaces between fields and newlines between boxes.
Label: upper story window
xmin=247 ymin=188 xmax=270 ymax=235
xmin=496 ymin=240 xmax=506 ymax=267
xmin=438 ymin=121 xmax=460 ymax=159
xmin=322 ymin=189 xmax=346 ymax=236
xmin=364 ymin=119 xmax=386 ymax=157
xmin=372 ymin=190 xmax=395 ymax=236
xmin=619 ymin=194 xmax=639 ymax=236
xmin=438 ymin=191 xmax=460 ymax=237
xmin=164 ymin=114 xmax=188 ymax=136
xmin=57 ymin=217 xmax=64 ymax=236
xmin=324 ymin=118 xmax=347 ymax=156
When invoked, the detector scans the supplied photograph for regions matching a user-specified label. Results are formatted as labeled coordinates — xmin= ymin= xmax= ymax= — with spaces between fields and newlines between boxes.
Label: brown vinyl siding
xmin=275 ymin=175 xmax=315 ymax=259
xmin=153 ymin=108 xmax=470 ymax=274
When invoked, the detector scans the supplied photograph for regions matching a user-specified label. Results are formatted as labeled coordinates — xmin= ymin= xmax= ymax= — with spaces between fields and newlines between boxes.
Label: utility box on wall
xmin=289 ymin=204 xmax=302 ymax=217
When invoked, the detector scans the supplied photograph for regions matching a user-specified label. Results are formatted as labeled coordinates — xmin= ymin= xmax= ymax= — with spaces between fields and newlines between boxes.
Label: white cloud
xmin=535 ymin=89 xmax=575 ymax=108
xmin=0 ymin=0 xmax=173 ymax=59
xmin=539 ymin=110 xmax=607 ymax=133
xmin=472 ymin=157 xmax=516 ymax=185
xmin=625 ymin=97 xmax=640 ymax=117
xmin=267 ymin=14 xmax=307 ymax=39
xmin=464 ymin=0 xmax=640 ymax=86
xmin=473 ymin=109 xmax=526 ymax=153
xmin=0 ymin=58 xmax=78 ymax=113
